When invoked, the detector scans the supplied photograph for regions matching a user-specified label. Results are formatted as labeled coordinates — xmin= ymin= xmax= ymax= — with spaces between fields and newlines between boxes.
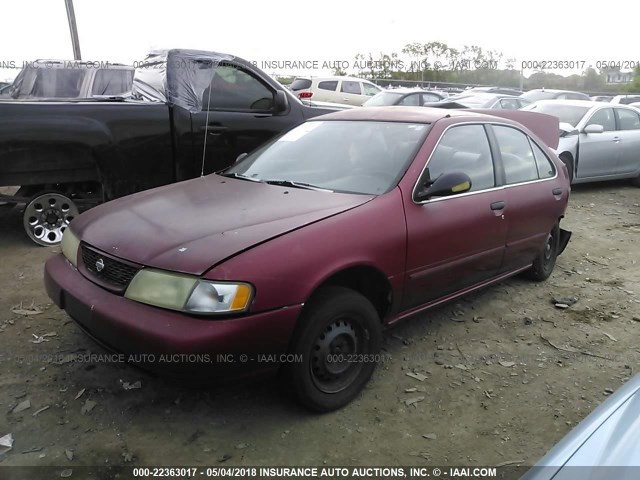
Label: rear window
xmin=290 ymin=78 xmax=312 ymax=91
xmin=31 ymin=69 xmax=86 ymax=98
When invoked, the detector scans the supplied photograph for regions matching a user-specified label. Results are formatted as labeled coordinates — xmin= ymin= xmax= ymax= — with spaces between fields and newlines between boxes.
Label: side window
xmin=91 ymin=69 xmax=133 ymax=96
xmin=341 ymin=81 xmax=362 ymax=95
xmin=531 ymin=141 xmax=556 ymax=179
xmin=499 ymin=99 xmax=520 ymax=110
xmin=318 ymin=80 xmax=338 ymax=91
xmin=399 ymin=94 xmax=421 ymax=106
xmin=616 ymin=108 xmax=640 ymax=130
xmin=424 ymin=125 xmax=495 ymax=193
xmin=362 ymin=82 xmax=380 ymax=96
xmin=493 ymin=125 xmax=539 ymax=184
xmin=556 ymin=94 xmax=568 ymax=100
xmin=422 ymin=93 xmax=441 ymax=103
xmin=204 ymin=64 xmax=274 ymax=111
xmin=587 ymin=108 xmax=616 ymax=131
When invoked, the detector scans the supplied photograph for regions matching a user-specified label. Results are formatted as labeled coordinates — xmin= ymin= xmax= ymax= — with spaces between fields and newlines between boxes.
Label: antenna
xmin=200 ymin=85 xmax=213 ymax=177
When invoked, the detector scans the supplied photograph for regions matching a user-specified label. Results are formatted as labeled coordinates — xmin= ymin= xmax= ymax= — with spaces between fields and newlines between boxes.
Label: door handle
xmin=490 ymin=201 xmax=506 ymax=211
xmin=552 ymin=188 xmax=563 ymax=195
xmin=200 ymin=125 xmax=228 ymax=134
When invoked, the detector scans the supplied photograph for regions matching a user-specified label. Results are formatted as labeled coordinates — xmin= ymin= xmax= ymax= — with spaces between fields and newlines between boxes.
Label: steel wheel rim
xmin=23 ymin=193 xmax=78 ymax=246
xmin=310 ymin=316 xmax=367 ymax=394
xmin=543 ymin=230 xmax=556 ymax=265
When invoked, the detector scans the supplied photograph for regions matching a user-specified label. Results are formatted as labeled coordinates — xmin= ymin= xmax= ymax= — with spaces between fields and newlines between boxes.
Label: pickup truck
xmin=1 ymin=59 xmax=134 ymax=100
xmin=0 ymin=50 xmax=336 ymax=245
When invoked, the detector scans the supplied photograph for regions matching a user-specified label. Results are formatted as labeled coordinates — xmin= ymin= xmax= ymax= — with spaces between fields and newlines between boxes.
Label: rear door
xmin=576 ymin=107 xmax=620 ymax=178
xmin=339 ymin=80 xmax=366 ymax=105
xmin=490 ymin=124 xmax=566 ymax=272
xmin=402 ymin=123 xmax=507 ymax=309
xmin=190 ymin=63 xmax=303 ymax=176
xmin=312 ymin=80 xmax=339 ymax=102
xmin=614 ymin=107 xmax=640 ymax=174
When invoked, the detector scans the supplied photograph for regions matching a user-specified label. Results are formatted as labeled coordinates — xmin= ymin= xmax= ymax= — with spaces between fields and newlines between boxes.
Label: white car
xmin=289 ymin=76 xmax=382 ymax=106
xmin=610 ymin=94 xmax=640 ymax=105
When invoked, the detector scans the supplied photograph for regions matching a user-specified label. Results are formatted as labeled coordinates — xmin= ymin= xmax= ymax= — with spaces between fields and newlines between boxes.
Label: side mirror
xmin=235 ymin=153 xmax=248 ymax=164
xmin=415 ymin=171 xmax=472 ymax=201
xmin=583 ymin=124 xmax=604 ymax=134
xmin=275 ymin=90 xmax=288 ymax=113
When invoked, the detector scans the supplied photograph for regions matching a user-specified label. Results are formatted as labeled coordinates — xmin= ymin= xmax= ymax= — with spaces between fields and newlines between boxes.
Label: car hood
xmin=72 ymin=175 xmax=373 ymax=275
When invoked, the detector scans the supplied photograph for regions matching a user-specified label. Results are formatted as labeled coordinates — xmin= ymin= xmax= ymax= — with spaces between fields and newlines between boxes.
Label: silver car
xmin=523 ymin=100 xmax=640 ymax=185
xmin=523 ymin=374 xmax=640 ymax=479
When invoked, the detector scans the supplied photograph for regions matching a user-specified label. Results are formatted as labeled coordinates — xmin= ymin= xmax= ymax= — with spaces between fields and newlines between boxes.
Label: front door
xmin=403 ymin=124 xmax=507 ymax=309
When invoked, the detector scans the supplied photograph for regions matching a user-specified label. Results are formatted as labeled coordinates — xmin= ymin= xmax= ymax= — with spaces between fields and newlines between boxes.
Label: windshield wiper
xmin=263 ymin=179 xmax=333 ymax=192
xmin=220 ymin=172 xmax=263 ymax=182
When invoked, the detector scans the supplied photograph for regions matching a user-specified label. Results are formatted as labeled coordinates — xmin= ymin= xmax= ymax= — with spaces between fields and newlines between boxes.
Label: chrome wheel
xmin=23 ymin=193 xmax=78 ymax=246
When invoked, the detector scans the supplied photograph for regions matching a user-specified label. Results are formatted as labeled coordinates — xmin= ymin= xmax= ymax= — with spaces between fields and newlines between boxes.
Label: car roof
xmin=295 ymin=76 xmax=371 ymax=82
xmin=527 ymin=89 xmax=582 ymax=93
xmin=312 ymin=106 xmax=495 ymax=123
xmin=532 ymin=99 xmax=621 ymax=108
xmin=380 ymin=88 xmax=441 ymax=94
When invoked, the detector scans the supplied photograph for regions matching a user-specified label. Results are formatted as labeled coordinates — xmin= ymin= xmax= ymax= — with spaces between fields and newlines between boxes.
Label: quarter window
xmin=341 ymin=81 xmax=361 ymax=95
xmin=493 ymin=126 xmax=539 ymax=184
xmin=424 ymin=125 xmax=495 ymax=193
xmin=203 ymin=65 xmax=273 ymax=111
xmin=531 ymin=142 xmax=556 ymax=179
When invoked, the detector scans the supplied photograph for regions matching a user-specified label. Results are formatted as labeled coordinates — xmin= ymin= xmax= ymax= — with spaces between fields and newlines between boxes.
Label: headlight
xmin=124 ymin=268 xmax=253 ymax=315
xmin=61 ymin=228 xmax=80 ymax=267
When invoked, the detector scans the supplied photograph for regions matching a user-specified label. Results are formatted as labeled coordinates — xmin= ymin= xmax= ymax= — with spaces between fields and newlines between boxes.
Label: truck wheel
xmin=23 ymin=192 xmax=78 ymax=246
xmin=285 ymin=286 xmax=382 ymax=412
xmin=526 ymin=223 xmax=560 ymax=282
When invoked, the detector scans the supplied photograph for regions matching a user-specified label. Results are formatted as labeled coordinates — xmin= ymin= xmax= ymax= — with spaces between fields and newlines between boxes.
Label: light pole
xmin=64 ymin=0 xmax=82 ymax=60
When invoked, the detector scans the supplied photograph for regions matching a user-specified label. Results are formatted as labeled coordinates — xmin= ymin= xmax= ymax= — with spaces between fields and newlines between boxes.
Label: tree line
xmin=328 ymin=42 xmax=639 ymax=93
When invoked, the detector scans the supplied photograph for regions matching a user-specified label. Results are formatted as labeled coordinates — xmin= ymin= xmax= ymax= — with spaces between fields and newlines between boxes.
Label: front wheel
xmin=526 ymin=223 xmax=560 ymax=282
xmin=285 ymin=286 xmax=382 ymax=412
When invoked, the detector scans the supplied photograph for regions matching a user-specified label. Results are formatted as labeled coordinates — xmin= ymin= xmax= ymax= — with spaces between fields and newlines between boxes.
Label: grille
xmin=81 ymin=245 xmax=140 ymax=290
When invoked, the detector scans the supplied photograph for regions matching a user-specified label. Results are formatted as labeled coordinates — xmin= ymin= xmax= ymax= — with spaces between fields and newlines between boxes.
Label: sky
xmin=1 ymin=0 xmax=639 ymax=82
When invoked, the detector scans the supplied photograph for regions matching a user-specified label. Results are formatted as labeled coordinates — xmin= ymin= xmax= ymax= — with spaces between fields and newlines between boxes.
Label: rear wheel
xmin=285 ymin=286 xmax=382 ymax=412
xmin=526 ymin=223 xmax=560 ymax=282
xmin=23 ymin=192 xmax=78 ymax=246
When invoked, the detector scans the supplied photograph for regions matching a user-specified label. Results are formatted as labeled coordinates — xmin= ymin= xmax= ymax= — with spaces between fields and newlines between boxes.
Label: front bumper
xmin=44 ymin=253 xmax=302 ymax=377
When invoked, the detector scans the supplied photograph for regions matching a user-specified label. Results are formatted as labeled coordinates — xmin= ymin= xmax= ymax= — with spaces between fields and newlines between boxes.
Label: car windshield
xmin=225 ymin=120 xmax=430 ymax=195
xmin=363 ymin=92 xmax=405 ymax=106
xmin=525 ymin=103 xmax=590 ymax=127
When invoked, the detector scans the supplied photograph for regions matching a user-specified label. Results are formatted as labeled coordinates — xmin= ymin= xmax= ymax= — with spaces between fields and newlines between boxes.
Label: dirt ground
xmin=1 ymin=181 xmax=639 ymax=472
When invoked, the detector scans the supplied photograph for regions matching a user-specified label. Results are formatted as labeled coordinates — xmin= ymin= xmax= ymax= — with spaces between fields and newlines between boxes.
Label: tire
xmin=559 ymin=154 xmax=574 ymax=184
xmin=632 ymin=175 xmax=640 ymax=187
xmin=285 ymin=286 xmax=382 ymax=412
xmin=526 ymin=223 xmax=560 ymax=282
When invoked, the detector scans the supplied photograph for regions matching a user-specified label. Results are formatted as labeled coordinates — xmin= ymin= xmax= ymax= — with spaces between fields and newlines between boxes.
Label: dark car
xmin=363 ymin=88 xmax=446 ymax=107
xmin=521 ymin=89 xmax=590 ymax=102
xmin=0 ymin=50 xmax=337 ymax=246
xmin=45 ymin=107 xmax=571 ymax=412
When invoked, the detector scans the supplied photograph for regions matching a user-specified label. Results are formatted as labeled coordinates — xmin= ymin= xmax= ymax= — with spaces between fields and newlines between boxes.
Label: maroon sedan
xmin=45 ymin=107 xmax=571 ymax=411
